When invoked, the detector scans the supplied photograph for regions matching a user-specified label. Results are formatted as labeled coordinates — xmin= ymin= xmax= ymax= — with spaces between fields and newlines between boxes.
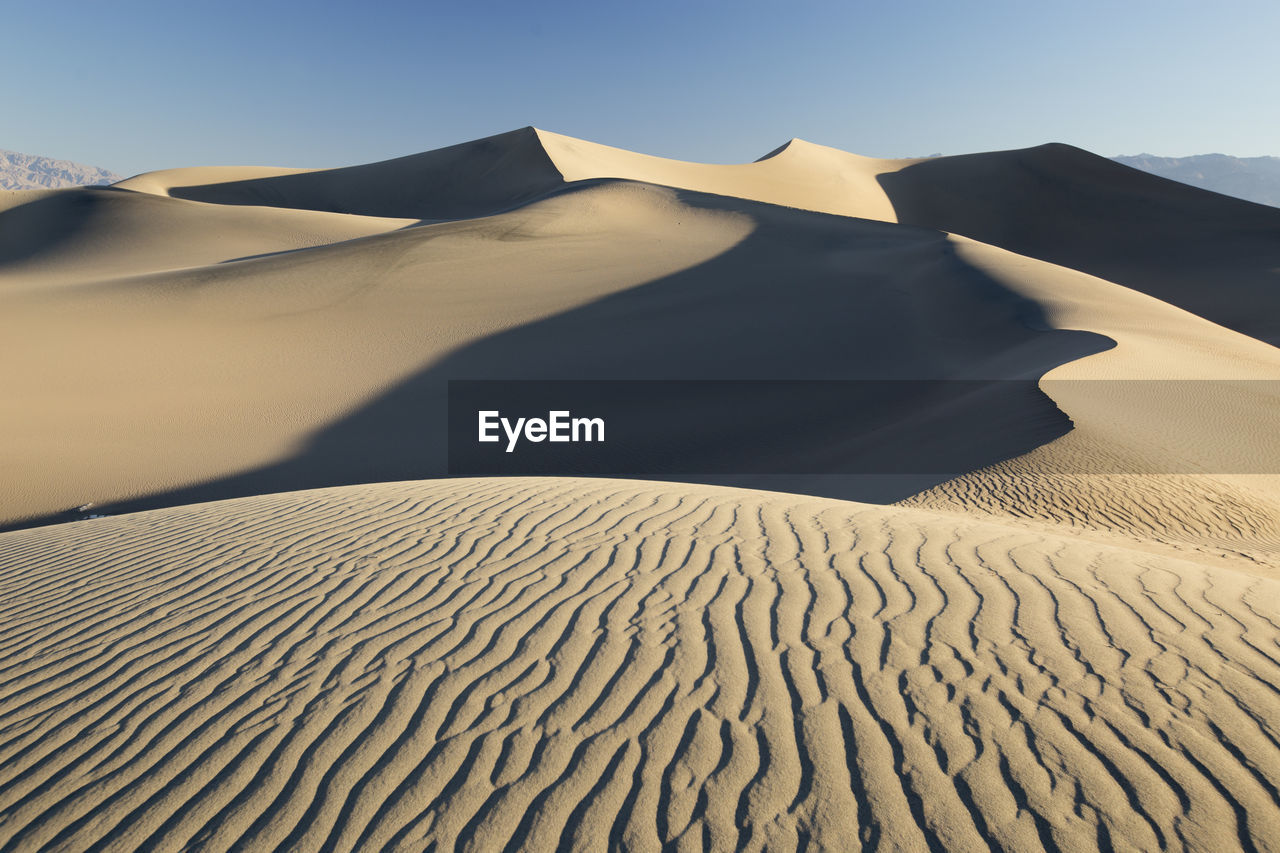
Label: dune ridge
xmin=2 ymin=478 xmax=1279 ymax=851
xmin=115 ymin=127 xmax=568 ymax=222
xmin=108 ymin=127 xmax=905 ymax=224
xmin=97 ymin=127 xmax=1280 ymax=347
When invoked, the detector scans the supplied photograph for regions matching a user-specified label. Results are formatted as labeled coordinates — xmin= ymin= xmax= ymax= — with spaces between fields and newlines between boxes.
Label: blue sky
xmin=4 ymin=0 xmax=1277 ymax=175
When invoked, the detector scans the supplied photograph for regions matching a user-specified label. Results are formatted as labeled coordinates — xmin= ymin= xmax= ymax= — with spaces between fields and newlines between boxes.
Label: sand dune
xmin=115 ymin=127 xmax=1280 ymax=344
xmin=4 ymin=126 xmax=1280 ymax=850
xmin=2 ymin=478 xmax=1279 ymax=851
xmin=518 ymin=132 xmax=1280 ymax=346
xmin=873 ymin=146 xmax=1280 ymax=346
xmin=535 ymin=130 xmax=904 ymax=223
xmin=0 ymin=179 xmax=1113 ymax=529
xmin=111 ymin=127 xmax=905 ymax=224
xmin=537 ymin=131 xmax=1280 ymax=347
xmin=893 ymin=236 xmax=1280 ymax=565
xmin=3 ymin=128 xmax=1278 ymax=565
xmin=0 ymin=186 xmax=415 ymax=286
xmin=115 ymin=128 xmax=568 ymax=222
xmin=52 ymin=128 xmax=1276 ymax=352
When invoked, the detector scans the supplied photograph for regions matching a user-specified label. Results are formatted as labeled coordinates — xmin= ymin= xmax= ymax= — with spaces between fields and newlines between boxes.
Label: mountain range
xmin=1114 ymin=152 xmax=1280 ymax=207
xmin=0 ymin=149 xmax=121 ymax=190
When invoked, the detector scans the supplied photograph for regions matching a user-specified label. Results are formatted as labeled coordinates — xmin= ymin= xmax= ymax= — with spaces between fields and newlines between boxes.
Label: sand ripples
xmin=1 ymin=478 xmax=1278 ymax=851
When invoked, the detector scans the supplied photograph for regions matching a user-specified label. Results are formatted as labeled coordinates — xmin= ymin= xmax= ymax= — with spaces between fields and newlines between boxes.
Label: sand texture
xmin=4 ymin=479 xmax=1280 ymax=852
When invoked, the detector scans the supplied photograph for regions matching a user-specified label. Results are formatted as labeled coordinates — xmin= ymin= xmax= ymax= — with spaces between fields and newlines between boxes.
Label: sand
xmin=2 ymin=478 xmax=1279 ymax=851
xmin=2 ymin=128 xmax=1279 ymax=849
xmin=4 ymin=129 xmax=1278 ymax=550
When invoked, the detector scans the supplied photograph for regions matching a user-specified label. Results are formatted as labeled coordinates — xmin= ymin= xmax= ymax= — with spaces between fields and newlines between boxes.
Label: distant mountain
xmin=1112 ymin=153 xmax=1280 ymax=208
xmin=0 ymin=150 xmax=121 ymax=190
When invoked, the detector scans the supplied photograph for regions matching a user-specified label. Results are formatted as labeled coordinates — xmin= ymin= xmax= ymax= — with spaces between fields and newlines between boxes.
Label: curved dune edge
xmin=898 ymin=237 xmax=1280 ymax=567
xmin=108 ymin=127 xmax=906 ymax=225
xmin=2 ymin=477 xmax=1279 ymax=851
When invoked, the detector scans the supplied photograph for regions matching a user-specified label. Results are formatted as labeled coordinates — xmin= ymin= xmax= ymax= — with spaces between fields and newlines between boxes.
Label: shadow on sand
xmin=7 ymin=188 xmax=1115 ymax=531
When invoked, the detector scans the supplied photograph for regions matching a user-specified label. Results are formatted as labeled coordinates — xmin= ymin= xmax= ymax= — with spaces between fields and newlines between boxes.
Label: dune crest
xmin=103 ymin=127 xmax=1280 ymax=347
xmin=532 ymin=128 xmax=904 ymax=222
xmin=108 ymin=126 xmax=908 ymax=225
xmin=117 ymin=127 xmax=567 ymax=222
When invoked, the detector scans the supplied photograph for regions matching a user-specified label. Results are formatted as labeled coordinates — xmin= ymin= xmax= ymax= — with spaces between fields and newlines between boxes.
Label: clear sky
xmin=4 ymin=0 xmax=1277 ymax=176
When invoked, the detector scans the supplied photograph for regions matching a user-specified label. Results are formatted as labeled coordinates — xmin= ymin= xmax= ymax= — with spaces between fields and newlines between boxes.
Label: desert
xmin=1 ymin=124 xmax=1279 ymax=851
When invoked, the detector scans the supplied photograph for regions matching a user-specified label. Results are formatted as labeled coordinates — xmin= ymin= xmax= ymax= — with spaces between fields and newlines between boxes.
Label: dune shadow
xmin=0 ymin=187 xmax=138 ymax=269
xmin=4 ymin=188 xmax=1115 ymax=531
xmin=876 ymin=146 xmax=1280 ymax=345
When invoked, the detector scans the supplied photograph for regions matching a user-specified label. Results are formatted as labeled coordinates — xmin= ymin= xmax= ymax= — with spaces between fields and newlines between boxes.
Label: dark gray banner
xmin=447 ymin=379 xmax=1280 ymax=476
